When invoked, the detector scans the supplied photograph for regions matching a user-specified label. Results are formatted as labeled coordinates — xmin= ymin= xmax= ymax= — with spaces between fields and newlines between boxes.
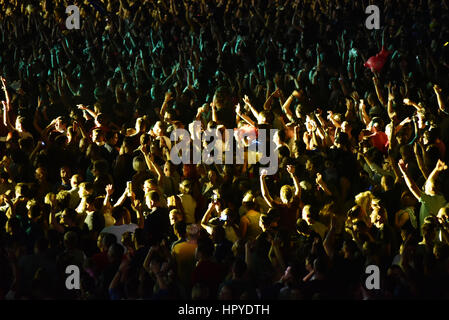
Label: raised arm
xmin=281 ymin=90 xmax=302 ymax=123
xmin=287 ymin=165 xmax=301 ymax=199
xmin=243 ymin=94 xmax=260 ymax=121
xmin=200 ymin=202 xmax=215 ymax=235
xmin=424 ymin=160 xmax=448 ymax=195
xmin=403 ymin=98 xmax=425 ymax=112
xmin=77 ymin=104 xmax=98 ymax=119
xmin=260 ymin=169 xmax=275 ymax=207
xmin=434 ymin=84 xmax=447 ymax=114
xmin=140 ymin=146 xmax=163 ymax=183
xmin=398 ymin=159 xmax=421 ymax=200
xmin=372 ymin=75 xmax=387 ymax=107
xmin=235 ymin=103 xmax=256 ymax=127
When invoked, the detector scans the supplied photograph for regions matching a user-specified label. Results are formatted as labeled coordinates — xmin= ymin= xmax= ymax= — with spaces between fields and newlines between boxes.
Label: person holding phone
xmin=201 ymin=192 xmax=239 ymax=243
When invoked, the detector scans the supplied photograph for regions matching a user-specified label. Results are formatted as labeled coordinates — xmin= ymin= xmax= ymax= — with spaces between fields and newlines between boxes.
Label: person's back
xmin=419 ymin=193 xmax=447 ymax=228
xmin=241 ymin=209 xmax=262 ymax=241
xmin=178 ymin=193 xmax=197 ymax=225
xmin=172 ymin=224 xmax=200 ymax=291
xmin=173 ymin=241 xmax=197 ymax=290
xmin=144 ymin=206 xmax=170 ymax=245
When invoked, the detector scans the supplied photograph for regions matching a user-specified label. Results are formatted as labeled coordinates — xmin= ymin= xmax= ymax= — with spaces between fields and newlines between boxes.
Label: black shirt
xmin=143 ymin=207 xmax=170 ymax=246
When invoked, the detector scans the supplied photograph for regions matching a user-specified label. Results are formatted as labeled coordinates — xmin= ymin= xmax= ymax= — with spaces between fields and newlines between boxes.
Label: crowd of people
xmin=1 ymin=0 xmax=449 ymax=300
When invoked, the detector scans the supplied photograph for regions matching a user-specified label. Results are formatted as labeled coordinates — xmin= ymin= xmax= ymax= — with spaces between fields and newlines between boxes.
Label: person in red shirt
xmin=191 ymin=237 xmax=226 ymax=299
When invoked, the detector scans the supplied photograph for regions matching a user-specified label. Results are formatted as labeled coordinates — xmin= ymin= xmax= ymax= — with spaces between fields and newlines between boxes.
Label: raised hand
xmin=316 ymin=172 xmax=324 ymax=185
xmin=436 ymin=159 xmax=448 ymax=172
xmin=398 ymin=159 xmax=408 ymax=171
xmin=260 ymin=168 xmax=268 ymax=178
xmin=403 ymin=98 xmax=412 ymax=105
xmin=351 ymin=91 xmax=360 ymax=101
xmin=286 ymin=164 xmax=295 ymax=175
xmin=105 ymin=184 xmax=114 ymax=196
xmin=434 ymin=84 xmax=442 ymax=94
xmin=243 ymin=95 xmax=251 ymax=105
xmin=235 ymin=103 xmax=241 ymax=114
xmin=0 ymin=77 xmax=6 ymax=90
xmin=292 ymin=89 xmax=302 ymax=98
xmin=164 ymin=91 xmax=173 ymax=102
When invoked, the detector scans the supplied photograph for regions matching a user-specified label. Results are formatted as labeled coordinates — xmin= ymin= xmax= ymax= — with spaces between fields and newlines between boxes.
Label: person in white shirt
xmin=101 ymin=206 xmax=138 ymax=247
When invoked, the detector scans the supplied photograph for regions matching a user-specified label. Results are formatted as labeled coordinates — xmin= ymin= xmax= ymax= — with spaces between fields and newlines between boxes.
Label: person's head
xmin=132 ymin=156 xmax=147 ymax=173
xmin=70 ymin=174 xmax=82 ymax=189
xmin=186 ymin=224 xmax=200 ymax=241
xmin=179 ymin=179 xmax=193 ymax=195
xmin=169 ymin=209 xmax=183 ymax=225
xmin=92 ymin=128 xmax=106 ymax=144
xmin=60 ymin=208 xmax=78 ymax=227
xmin=280 ymin=185 xmax=294 ymax=204
xmin=98 ymin=232 xmax=117 ymax=252
xmin=354 ymin=191 xmax=373 ymax=213
xmin=302 ymin=204 xmax=319 ymax=225
xmin=242 ymin=190 xmax=256 ymax=210
xmin=341 ymin=121 xmax=352 ymax=134
xmin=370 ymin=198 xmax=387 ymax=225
xmin=143 ymin=178 xmax=157 ymax=194
xmin=422 ymin=221 xmax=438 ymax=244
xmin=296 ymin=218 xmax=311 ymax=236
xmin=145 ymin=190 xmax=160 ymax=209
xmin=92 ymin=159 xmax=108 ymax=177
xmin=60 ymin=166 xmax=71 ymax=181
xmin=63 ymin=231 xmax=79 ymax=250
xmin=370 ymin=117 xmax=384 ymax=132
xmin=433 ymin=241 xmax=449 ymax=261
xmin=274 ymin=129 xmax=287 ymax=146
xmin=108 ymin=243 xmax=124 ymax=264
xmin=15 ymin=183 xmax=30 ymax=199
xmin=259 ymin=213 xmax=273 ymax=232
xmin=195 ymin=237 xmax=214 ymax=261
xmin=153 ymin=121 xmax=166 ymax=136
xmin=423 ymin=128 xmax=437 ymax=146
xmin=106 ymin=131 xmax=119 ymax=146
xmin=35 ymin=166 xmax=48 ymax=182
xmin=173 ymin=221 xmax=187 ymax=239
xmin=78 ymin=182 xmax=93 ymax=199
xmin=121 ymin=232 xmax=134 ymax=251
xmin=163 ymin=161 xmax=174 ymax=177
xmin=213 ymin=86 xmax=232 ymax=110
xmin=111 ymin=206 xmax=127 ymax=225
